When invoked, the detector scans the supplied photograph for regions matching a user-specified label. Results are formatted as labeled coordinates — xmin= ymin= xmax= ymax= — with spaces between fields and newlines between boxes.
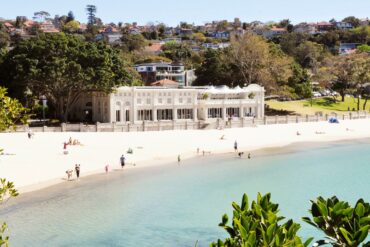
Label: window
xmin=146 ymin=98 xmax=151 ymax=104
xmin=137 ymin=110 xmax=153 ymax=121
xmin=157 ymin=109 xmax=173 ymax=120
xmin=208 ymin=108 xmax=222 ymax=118
xmin=177 ymin=109 xmax=193 ymax=119
xmin=158 ymin=98 xmax=162 ymax=104
xmin=167 ymin=98 xmax=172 ymax=104
xmin=187 ymin=98 xmax=192 ymax=104
xmin=137 ymin=98 xmax=141 ymax=104
xmin=179 ymin=98 xmax=183 ymax=103
xmin=116 ymin=110 xmax=121 ymax=122
xmin=125 ymin=101 xmax=130 ymax=106
xmin=125 ymin=110 xmax=130 ymax=122
xmin=226 ymin=108 xmax=240 ymax=118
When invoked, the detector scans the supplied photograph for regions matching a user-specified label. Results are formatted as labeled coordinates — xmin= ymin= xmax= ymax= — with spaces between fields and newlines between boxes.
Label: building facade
xmin=134 ymin=62 xmax=195 ymax=86
xmin=72 ymin=84 xmax=265 ymax=124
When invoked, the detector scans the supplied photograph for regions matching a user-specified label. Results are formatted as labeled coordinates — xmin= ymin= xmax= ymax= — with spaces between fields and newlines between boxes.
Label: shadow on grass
xmin=265 ymin=108 xmax=296 ymax=116
xmin=313 ymin=97 xmax=337 ymax=107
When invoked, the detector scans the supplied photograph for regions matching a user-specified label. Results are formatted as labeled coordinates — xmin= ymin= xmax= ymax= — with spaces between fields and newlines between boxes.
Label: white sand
xmin=1 ymin=119 xmax=370 ymax=193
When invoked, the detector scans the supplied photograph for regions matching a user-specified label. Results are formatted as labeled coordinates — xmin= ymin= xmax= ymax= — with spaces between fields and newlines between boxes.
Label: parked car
xmin=313 ymin=92 xmax=322 ymax=97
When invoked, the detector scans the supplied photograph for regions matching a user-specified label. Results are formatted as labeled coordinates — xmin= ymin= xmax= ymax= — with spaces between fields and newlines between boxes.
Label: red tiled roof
xmin=145 ymin=43 xmax=162 ymax=53
xmin=4 ymin=22 xmax=13 ymax=28
xmin=150 ymin=79 xmax=178 ymax=86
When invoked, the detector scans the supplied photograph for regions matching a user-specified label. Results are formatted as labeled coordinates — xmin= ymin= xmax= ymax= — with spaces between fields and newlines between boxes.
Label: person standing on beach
xmin=234 ymin=141 xmax=238 ymax=152
xmin=120 ymin=155 xmax=126 ymax=168
xmin=105 ymin=164 xmax=109 ymax=174
xmin=178 ymin=155 xmax=181 ymax=164
xmin=75 ymin=164 xmax=80 ymax=180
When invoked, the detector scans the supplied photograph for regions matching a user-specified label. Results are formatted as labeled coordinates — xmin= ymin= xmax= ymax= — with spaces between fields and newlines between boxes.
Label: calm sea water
xmin=1 ymin=140 xmax=370 ymax=247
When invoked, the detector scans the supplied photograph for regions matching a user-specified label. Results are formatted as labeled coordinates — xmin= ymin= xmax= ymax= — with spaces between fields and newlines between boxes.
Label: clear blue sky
xmin=1 ymin=0 xmax=369 ymax=26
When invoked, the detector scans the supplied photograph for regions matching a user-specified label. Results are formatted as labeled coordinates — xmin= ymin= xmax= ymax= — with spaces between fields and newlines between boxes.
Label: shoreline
xmin=1 ymin=119 xmax=370 ymax=194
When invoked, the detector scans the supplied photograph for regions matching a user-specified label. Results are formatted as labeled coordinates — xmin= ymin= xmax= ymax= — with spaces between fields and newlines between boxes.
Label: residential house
xmin=96 ymin=26 xmax=122 ymax=44
xmin=39 ymin=21 xmax=59 ymax=33
xmin=134 ymin=62 xmax=193 ymax=87
xmin=339 ymin=43 xmax=360 ymax=55
xmin=316 ymin=22 xmax=334 ymax=32
xmin=211 ymin=31 xmax=230 ymax=39
xmin=293 ymin=22 xmax=317 ymax=34
xmin=335 ymin=22 xmax=353 ymax=30
xmin=260 ymin=27 xmax=287 ymax=39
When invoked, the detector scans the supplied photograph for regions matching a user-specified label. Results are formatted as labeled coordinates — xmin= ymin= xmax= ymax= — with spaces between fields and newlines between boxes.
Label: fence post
xmin=185 ymin=121 xmax=188 ymax=130
xmin=143 ymin=121 xmax=145 ymax=132
xmin=241 ymin=117 xmax=244 ymax=127
xmin=43 ymin=125 xmax=47 ymax=132
xmin=325 ymin=114 xmax=328 ymax=121
xmin=349 ymin=112 xmax=352 ymax=120
xmin=61 ymin=123 xmax=66 ymax=132
xmin=275 ymin=115 xmax=278 ymax=124
xmin=127 ymin=123 xmax=130 ymax=132
xmin=306 ymin=114 xmax=309 ymax=122
xmin=96 ymin=122 xmax=100 ymax=132
xmin=286 ymin=115 xmax=289 ymax=124
xmin=264 ymin=116 xmax=267 ymax=125
xmin=172 ymin=120 xmax=175 ymax=130
xmin=296 ymin=115 xmax=299 ymax=123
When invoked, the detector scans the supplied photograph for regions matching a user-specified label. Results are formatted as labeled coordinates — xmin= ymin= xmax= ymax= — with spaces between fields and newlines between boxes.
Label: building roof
xmin=145 ymin=43 xmax=162 ymax=53
xmin=150 ymin=79 xmax=178 ymax=86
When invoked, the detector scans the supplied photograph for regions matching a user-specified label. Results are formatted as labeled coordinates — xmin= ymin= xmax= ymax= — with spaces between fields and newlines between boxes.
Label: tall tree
xmin=86 ymin=5 xmax=97 ymax=26
xmin=33 ymin=11 xmax=50 ymax=22
xmin=342 ymin=16 xmax=361 ymax=28
xmin=66 ymin=11 xmax=75 ymax=23
xmin=0 ymin=33 xmax=138 ymax=121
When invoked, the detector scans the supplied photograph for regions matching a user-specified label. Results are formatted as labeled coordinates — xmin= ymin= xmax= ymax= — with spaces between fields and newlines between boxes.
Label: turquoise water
xmin=1 ymin=141 xmax=370 ymax=247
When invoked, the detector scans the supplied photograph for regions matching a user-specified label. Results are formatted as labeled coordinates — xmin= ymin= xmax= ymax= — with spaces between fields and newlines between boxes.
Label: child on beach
xmin=234 ymin=141 xmax=238 ymax=152
xmin=120 ymin=155 xmax=126 ymax=168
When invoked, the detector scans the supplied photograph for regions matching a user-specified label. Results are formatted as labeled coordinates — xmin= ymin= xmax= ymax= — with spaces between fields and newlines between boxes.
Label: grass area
xmin=266 ymin=96 xmax=369 ymax=115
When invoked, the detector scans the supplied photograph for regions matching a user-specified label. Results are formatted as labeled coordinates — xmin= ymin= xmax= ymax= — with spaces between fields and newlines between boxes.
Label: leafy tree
xmin=192 ymin=32 xmax=206 ymax=43
xmin=303 ymin=196 xmax=370 ymax=247
xmin=0 ymin=87 xmax=29 ymax=131
xmin=194 ymin=49 xmax=233 ymax=86
xmin=295 ymin=41 xmax=326 ymax=70
xmin=0 ymin=179 xmax=19 ymax=247
xmin=228 ymin=33 xmax=292 ymax=91
xmin=15 ymin=16 xmax=27 ymax=29
xmin=120 ymin=29 xmax=146 ymax=52
xmin=161 ymin=41 xmax=193 ymax=66
xmin=33 ymin=11 xmax=50 ymax=22
xmin=342 ymin=16 xmax=361 ymax=28
xmin=86 ymin=5 xmax=97 ymax=26
xmin=357 ymin=44 xmax=370 ymax=53
xmin=277 ymin=19 xmax=291 ymax=28
xmin=210 ymin=193 xmax=312 ymax=247
xmin=66 ymin=11 xmax=75 ymax=23
xmin=287 ymin=63 xmax=312 ymax=99
xmin=62 ymin=20 xmax=80 ymax=33
xmin=277 ymin=32 xmax=310 ymax=57
xmin=0 ymin=32 xmax=10 ymax=49
xmin=0 ymin=33 xmax=138 ymax=121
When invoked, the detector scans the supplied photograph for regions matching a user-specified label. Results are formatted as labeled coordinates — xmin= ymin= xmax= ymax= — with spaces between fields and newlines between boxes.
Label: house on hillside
xmin=211 ymin=31 xmax=230 ymax=39
xmin=261 ymin=27 xmax=287 ymax=39
xmin=339 ymin=43 xmax=360 ymax=55
xmin=134 ymin=62 xmax=196 ymax=87
xmin=316 ymin=22 xmax=334 ymax=32
xmin=335 ymin=22 xmax=353 ymax=30
xmin=96 ymin=26 xmax=122 ymax=44
xmin=39 ymin=21 xmax=59 ymax=33
xmin=293 ymin=23 xmax=317 ymax=34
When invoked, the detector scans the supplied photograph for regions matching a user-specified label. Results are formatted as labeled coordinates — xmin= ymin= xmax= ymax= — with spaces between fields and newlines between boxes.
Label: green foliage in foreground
xmin=303 ymin=196 xmax=370 ymax=247
xmin=211 ymin=194 xmax=370 ymax=247
xmin=0 ymin=87 xmax=29 ymax=132
xmin=210 ymin=193 xmax=313 ymax=247
xmin=0 ymin=179 xmax=18 ymax=247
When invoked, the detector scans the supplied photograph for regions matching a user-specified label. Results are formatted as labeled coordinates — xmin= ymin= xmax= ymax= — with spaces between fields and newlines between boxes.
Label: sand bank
xmin=1 ymin=119 xmax=370 ymax=193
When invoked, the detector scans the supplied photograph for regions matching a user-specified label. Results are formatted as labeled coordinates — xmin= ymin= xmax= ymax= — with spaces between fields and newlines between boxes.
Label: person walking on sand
xmin=248 ymin=153 xmax=251 ymax=159
xmin=234 ymin=141 xmax=238 ymax=152
xmin=105 ymin=164 xmax=109 ymax=174
xmin=120 ymin=155 xmax=126 ymax=168
xmin=75 ymin=164 xmax=80 ymax=180
xmin=178 ymin=155 xmax=181 ymax=164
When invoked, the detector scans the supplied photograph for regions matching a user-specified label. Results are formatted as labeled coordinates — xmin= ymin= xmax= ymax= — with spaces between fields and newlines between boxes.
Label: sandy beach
xmin=1 ymin=118 xmax=370 ymax=193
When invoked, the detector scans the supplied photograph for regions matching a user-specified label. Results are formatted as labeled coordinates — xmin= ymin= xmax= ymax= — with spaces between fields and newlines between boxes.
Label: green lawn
xmin=266 ymin=96 xmax=369 ymax=115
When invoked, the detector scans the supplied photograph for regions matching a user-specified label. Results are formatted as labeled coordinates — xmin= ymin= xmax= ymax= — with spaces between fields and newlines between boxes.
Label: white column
xmin=239 ymin=106 xmax=243 ymax=118
xmin=193 ymin=108 xmax=198 ymax=121
xmin=204 ymin=107 xmax=208 ymax=121
xmin=173 ymin=108 xmax=177 ymax=121
xmin=153 ymin=108 xmax=157 ymax=121
xmin=222 ymin=107 xmax=227 ymax=120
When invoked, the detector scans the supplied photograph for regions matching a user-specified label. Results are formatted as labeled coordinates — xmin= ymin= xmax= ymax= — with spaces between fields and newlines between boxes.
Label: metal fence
xmin=11 ymin=111 xmax=370 ymax=133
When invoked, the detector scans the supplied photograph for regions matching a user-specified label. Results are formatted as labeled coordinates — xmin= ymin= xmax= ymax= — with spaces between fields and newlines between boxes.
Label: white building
xmin=73 ymin=84 xmax=264 ymax=123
